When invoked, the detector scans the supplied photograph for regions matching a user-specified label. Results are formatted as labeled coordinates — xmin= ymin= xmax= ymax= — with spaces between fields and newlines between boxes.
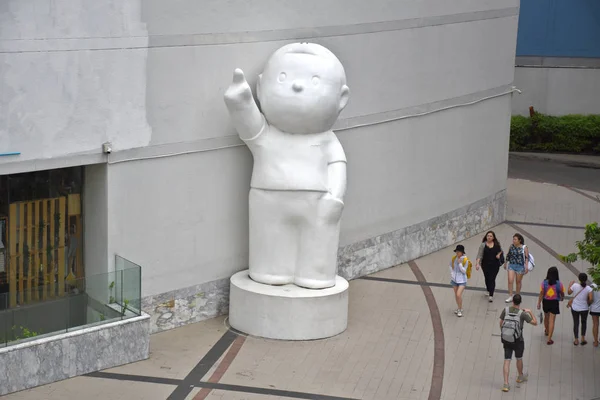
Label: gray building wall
xmin=512 ymin=59 xmax=600 ymax=116
xmin=83 ymin=165 xmax=110 ymax=302
xmin=1 ymin=0 xmax=519 ymax=332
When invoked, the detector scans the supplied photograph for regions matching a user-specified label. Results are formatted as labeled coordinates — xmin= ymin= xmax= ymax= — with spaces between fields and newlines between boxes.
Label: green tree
xmin=562 ymin=222 xmax=600 ymax=287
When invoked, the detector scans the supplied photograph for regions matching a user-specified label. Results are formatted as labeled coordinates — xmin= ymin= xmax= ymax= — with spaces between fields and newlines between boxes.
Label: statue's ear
xmin=256 ymin=74 xmax=263 ymax=101
xmin=338 ymin=85 xmax=350 ymax=112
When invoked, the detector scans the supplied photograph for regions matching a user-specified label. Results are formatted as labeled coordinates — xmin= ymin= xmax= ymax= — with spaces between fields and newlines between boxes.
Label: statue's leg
xmin=248 ymin=188 xmax=295 ymax=285
xmin=294 ymin=194 xmax=341 ymax=289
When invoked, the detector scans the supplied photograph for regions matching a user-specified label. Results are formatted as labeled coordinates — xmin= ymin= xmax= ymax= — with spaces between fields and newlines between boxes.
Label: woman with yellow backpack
xmin=449 ymin=244 xmax=472 ymax=317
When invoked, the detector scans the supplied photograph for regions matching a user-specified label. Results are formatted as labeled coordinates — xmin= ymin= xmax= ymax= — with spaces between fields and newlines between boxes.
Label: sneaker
xmin=502 ymin=384 xmax=510 ymax=392
xmin=505 ymin=296 xmax=513 ymax=303
xmin=457 ymin=310 xmax=463 ymax=317
xmin=484 ymin=292 xmax=489 ymax=297
xmin=489 ymin=296 xmax=494 ymax=303
xmin=516 ymin=373 xmax=528 ymax=383
xmin=453 ymin=309 xmax=459 ymax=314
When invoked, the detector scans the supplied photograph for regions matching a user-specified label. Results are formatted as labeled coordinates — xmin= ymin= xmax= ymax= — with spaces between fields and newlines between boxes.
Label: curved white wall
xmin=0 ymin=1 xmax=151 ymax=161
xmin=1 ymin=0 xmax=519 ymax=331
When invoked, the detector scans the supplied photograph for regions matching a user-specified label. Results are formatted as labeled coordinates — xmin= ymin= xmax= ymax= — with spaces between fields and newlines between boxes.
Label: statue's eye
xmin=312 ymin=76 xmax=320 ymax=85
xmin=278 ymin=72 xmax=287 ymax=82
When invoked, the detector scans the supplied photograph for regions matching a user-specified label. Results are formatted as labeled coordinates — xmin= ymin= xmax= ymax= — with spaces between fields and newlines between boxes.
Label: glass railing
xmin=115 ymin=255 xmax=142 ymax=314
xmin=0 ymin=260 xmax=141 ymax=348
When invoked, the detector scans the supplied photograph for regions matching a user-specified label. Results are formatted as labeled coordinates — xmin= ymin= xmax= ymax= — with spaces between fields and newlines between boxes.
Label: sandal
xmin=544 ymin=329 xmax=548 ymax=336
xmin=581 ymin=340 xmax=588 ymax=346
xmin=594 ymin=341 xmax=599 ymax=347
xmin=574 ymin=339 xmax=579 ymax=346
xmin=502 ymin=384 xmax=510 ymax=392
xmin=547 ymin=340 xmax=554 ymax=345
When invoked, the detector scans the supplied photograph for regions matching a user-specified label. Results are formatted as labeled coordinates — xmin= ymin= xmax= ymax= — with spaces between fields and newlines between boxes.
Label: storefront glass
xmin=0 ymin=167 xmax=83 ymax=309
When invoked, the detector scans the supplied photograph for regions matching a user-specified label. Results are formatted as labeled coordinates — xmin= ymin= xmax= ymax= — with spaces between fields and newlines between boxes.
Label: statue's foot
xmin=294 ymin=277 xmax=336 ymax=290
xmin=249 ymin=272 xmax=293 ymax=286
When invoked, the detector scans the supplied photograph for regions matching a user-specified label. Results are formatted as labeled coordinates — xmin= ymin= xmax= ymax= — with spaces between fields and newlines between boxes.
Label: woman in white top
xmin=568 ymin=273 xmax=594 ymax=346
xmin=449 ymin=245 xmax=468 ymax=318
xmin=590 ymin=283 xmax=600 ymax=347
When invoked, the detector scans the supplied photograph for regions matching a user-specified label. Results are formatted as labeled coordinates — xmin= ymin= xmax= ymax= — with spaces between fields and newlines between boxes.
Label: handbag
xmin=523 ymin=245 xmax=535 ymax=272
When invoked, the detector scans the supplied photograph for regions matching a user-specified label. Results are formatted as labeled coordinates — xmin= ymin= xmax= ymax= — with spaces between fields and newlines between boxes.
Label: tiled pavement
xmin=6 ymin=178 xmax=600 ymax=400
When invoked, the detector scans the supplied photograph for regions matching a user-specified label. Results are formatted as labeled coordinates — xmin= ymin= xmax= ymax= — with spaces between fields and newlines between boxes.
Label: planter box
xmin=0 ymin=313 xmax=150 ymax=395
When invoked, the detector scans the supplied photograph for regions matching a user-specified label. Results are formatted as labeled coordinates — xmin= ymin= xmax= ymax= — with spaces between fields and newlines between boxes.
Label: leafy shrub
xmin=562 ymin=222 xmax=600 ymax=288
xmin=510 ymin=115 xmax=531 ymax=151
xmin=510 ymin=113 xmax=600 ymax=153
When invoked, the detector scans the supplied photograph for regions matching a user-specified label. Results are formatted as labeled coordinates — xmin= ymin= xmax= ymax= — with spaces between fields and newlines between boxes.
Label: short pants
xmin=508 ymin=263 xmax=525 ymax=274
xmin=542 ymin=299 xmax=560 ymax=315
xmin=451 ymin=280 xmax=466 ymax=287
xmin=591 ymin=311 xmax=600 ymax=317
xmin=503 ymin=340 xmax=525 ymax=360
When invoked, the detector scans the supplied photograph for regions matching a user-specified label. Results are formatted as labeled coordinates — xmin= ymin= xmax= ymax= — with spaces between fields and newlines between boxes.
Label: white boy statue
xmin=224 ymin=43 xmax=349 ymax=289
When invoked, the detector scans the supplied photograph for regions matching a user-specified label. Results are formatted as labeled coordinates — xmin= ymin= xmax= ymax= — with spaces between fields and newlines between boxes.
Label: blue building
xmin=512 ymin=0 xmax=600 ymax=115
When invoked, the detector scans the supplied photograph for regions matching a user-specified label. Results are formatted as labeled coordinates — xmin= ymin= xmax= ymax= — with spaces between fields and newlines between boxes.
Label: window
xmin=0 ymin=167 xmax=83 ymax=309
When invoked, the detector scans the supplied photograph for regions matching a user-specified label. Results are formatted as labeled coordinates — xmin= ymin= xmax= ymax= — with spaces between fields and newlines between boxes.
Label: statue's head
xmin=257 ymin=43 xmax=350 ymax=134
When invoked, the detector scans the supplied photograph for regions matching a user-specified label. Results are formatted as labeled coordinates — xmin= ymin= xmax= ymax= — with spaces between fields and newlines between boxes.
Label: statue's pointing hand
xmin=225 ymin=68 xmax=253 ymax=103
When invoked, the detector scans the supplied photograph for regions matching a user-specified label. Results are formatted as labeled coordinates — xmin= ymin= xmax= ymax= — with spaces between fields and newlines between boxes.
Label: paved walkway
xmin=508 ymin=153 xmax=600 ymax=194
xmin=6 ymin=178 xmax=600 ymax=400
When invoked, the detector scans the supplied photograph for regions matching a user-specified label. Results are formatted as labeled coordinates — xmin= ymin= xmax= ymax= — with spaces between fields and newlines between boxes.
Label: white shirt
xmin=449 ymin=256 xmax=468 ymax=284
xmin=570 ymin=283 xmax=593 ymax=312
xmin=590 ymin=284 xmax=600 ymax=313
xmin=244 ymin=124 xmax=346 ymax=191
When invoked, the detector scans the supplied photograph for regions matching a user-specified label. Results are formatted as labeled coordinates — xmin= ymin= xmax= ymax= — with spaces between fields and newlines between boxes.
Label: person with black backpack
xmin=499 ymin=294 xmax=537 ymax=392
xmin=537 ymin=266 xmax=565 ymax=345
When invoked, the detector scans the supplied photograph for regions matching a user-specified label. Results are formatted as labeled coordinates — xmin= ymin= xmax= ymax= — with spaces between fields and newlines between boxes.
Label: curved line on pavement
xmin=194 ymin=334 xmax=247 ymax=399
xmin=408 ymin=260 xmax=444 ymax=400
xmin=560 ymin=185 xmax=600 ymax=205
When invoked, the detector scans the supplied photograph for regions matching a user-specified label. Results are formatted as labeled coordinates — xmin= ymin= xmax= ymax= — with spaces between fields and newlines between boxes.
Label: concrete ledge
xmin=0 ymin=314 xmax=150 ymax=396
xmin=229 ymin=271 xmax=349 ymax=340
xmin=515 ymin=56 xmax=600 ymax=69
xmin=338 ymin=189 xmax=506 ymax=280
xmin=509 ymin=152 xmax=600 ymax=169
xmin=141 ymin=278 xmax=230 ymax=334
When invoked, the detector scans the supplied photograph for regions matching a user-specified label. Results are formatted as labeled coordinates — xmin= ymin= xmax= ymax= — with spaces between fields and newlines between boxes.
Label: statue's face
xmin=258 ymin=44 xmax=349 ymax=134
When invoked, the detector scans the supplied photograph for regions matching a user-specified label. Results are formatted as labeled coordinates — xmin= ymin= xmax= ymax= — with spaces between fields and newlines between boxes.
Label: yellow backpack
xmin=452 ymin=255 xmax=473 ymax=279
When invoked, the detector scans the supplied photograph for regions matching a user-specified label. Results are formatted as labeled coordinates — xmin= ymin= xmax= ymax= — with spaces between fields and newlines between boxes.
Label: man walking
xmin=499 ymin=294 xmax=537 ymax=392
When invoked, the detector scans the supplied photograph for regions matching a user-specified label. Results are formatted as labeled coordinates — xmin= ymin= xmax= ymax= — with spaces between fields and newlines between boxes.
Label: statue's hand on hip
xmin=224 ymin=69 xmax=253 ymax=105
xmin=318 ymin=193 xmax=345 ymax=223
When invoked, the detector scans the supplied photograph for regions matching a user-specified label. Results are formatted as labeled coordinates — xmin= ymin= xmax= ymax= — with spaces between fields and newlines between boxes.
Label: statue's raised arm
xmin=224 ymin=68 xmax=265 ymax=140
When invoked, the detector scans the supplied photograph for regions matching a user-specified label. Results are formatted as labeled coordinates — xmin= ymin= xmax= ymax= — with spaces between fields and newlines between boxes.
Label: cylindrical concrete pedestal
xmin=229 ymin=270 xmax=349 ymax=340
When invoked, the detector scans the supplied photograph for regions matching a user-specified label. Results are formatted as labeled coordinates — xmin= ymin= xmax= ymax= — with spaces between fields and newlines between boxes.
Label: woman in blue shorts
xmin=504 ymin=233 xmax=529 ymax=303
